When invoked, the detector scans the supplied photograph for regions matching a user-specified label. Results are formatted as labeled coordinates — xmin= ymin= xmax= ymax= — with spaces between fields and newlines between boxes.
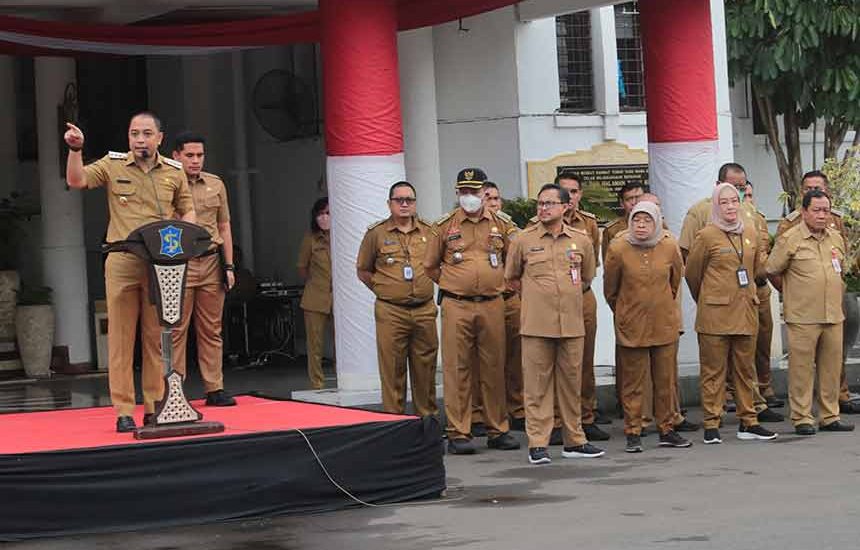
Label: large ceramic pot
xmin=845 ymin=292 xmax=860 ymax=355
xmin=0 ymin=270 xmax=21 ymax=372
xmin=15 ymin=304 xmax=54 ymax=379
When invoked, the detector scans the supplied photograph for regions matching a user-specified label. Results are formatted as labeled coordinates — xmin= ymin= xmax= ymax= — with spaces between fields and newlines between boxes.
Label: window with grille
xmin=615 ymin=1 xmax=646 ymax=111
xmin=556 ymin=11 xmax=594 ymax=113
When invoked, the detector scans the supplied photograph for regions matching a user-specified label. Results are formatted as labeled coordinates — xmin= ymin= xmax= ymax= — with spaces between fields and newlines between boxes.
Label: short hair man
xmin=767 ymin=190 xmax=854 ymax=435
xmin=506 ymin=183 xmax=604 ymax=464
xmin=356 ymin=181 xmax=438 ymax=416
xmin=170 ymin=131 xmax=237 ymax=410
xmin=64 ymin=112 xmax=196 ymax=432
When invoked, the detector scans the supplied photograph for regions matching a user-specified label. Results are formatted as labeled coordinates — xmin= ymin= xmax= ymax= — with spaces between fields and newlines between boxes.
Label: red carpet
xmin=0 ymin=396 xmax=412 ymax=454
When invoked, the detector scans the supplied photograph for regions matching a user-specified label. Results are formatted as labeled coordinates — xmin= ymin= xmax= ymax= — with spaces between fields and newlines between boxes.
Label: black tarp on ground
xmin=0 ymin=415 xmax=445 ymax=540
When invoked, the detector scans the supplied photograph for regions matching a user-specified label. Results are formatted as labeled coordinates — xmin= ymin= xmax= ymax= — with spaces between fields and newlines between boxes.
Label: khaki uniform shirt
xmin=83 ymin=151 xmax=194 ymax=243
xmin=685 ymin=223 xmax=763 ymax=336
xmin=678 ymin=198 xmax=766 ymax=253
xmin=424 ymin=208 xmax=514 ymax=297
xmin=766 ymin=223 xmax=845 ymax=324
xmin=529 ymin=209 xmax=600 ymax=267
xmin=603 ymin=232 xmax=683 ymax=347
xmin=356 ymin=216 xmax=434 ymax=305
xmin=505 ymin=223 xmax=596 ymax=338
xmin=188 ymin=171 xmax=231 ymax=245
xmin=297 ymin=231 xmax=332 ymax=314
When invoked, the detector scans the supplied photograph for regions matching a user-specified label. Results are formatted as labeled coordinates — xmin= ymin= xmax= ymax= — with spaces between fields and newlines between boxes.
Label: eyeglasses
xmin=390 ymin=197 xmax=417 ymax=205
xmin=537 ymin=201 xmax=563 ymax=209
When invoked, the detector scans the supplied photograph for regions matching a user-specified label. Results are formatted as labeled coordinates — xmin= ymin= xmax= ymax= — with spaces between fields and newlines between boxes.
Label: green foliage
xmin=16 ymin=284 xmax=52 ymax=306
xmin=502 ymin=197 xmax=537 ymax=228
xmin=0 ymin=191 xmax=38 ymax=271
xmin=579 ymin=184 xmax=618 ymax=223
xmin=822 ymin=148 xmax=860 ymax=277
xmin=726 ymin=0 xmax=860 ymax=125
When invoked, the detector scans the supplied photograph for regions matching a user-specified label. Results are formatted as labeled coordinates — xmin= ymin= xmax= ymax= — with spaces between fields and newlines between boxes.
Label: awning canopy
xmin=0 ymin=0 xmax=520 ymax=55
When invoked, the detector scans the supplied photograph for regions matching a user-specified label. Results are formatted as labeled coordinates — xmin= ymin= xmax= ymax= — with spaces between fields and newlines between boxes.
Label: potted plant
xmin=15 ymin=284 xmax=54 ymax=379
xmin=822 ymin=148 xmax=860 ymax=353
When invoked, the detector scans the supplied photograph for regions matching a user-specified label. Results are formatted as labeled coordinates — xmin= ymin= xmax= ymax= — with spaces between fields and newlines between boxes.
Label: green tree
xmin=726 ymin=0 xmax=860 ymax=207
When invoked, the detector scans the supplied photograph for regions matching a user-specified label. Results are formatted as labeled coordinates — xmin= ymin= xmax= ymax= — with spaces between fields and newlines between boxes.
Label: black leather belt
xmin=440 ymin=290 xmax=500 ymax=303
xmin=198 ymin=247 xmax=220 ymax=258
xmin=502 ymin=290 xmax=517 ymax=300
xmin=379 ymin=298 xmax=431 ymax=308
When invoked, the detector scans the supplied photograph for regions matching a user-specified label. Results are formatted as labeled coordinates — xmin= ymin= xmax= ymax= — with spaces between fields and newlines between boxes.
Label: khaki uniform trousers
xmin=522 ymin=336 xmax=586 ymax=448
xmin=698 ymin=333 xmax=759 ymax=429
xmin=619 ymin=343 xmax=678 ymax=436
xmin=787 ymin=323 xmax=843 ymax=427
xmin=105 ymin=252 xmax=163 ymax=416
xmin=374 ymin=299 xmax=439 ymax=416
xmin=303 ymin=309 xmax=332 ymax=390
xmin=471 ymin=294 xmax=524 ymax=424
xmin=441 ymin=296 xmax=508 ymax=440
xmin=580 ymin=289 xmax=598 ymax=423
xmin=755 ymin=287 xmax=775 ymax=398
xmin=171 ymin=254 xmax=226 ymax=393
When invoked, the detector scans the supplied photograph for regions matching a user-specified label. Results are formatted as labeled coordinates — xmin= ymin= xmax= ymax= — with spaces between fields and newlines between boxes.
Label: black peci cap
xmin=456 ymin=167 xmax=488 ymax=189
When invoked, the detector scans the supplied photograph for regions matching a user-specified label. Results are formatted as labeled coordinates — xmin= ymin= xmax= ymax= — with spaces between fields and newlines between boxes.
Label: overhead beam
xmin=517 ymin=0 xmax=626 ymax=22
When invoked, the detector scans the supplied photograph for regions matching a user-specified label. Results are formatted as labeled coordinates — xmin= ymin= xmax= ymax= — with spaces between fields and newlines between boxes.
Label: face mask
xmin=317 ymin=214 xmax=331 ymax=231
xmin=459 ymin=193 xmax=482 ymax=213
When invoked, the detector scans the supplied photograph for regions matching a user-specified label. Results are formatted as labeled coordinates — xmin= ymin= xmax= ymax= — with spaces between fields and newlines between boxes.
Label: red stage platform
xmin=0 ymin=396 xmax=446 ymax=541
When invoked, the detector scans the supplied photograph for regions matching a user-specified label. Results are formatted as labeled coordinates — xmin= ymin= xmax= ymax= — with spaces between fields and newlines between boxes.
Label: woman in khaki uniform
xmin=604 ymin=201 xmax=691 ymax=452
xmin=685 ymin=184 xmax=778 ymax=444
xmin=298 ymin=197 xmax=333 ymax=390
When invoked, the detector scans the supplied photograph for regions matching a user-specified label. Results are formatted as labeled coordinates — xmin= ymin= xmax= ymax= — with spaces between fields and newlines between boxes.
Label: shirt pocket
xmin=111 ymin=180 xmax=139 ymax=204
xmin=204 ymin=192 xmax=221 ymax=209
xmin=526 ymin=251 xmax=553 ymax=277
xmin=378 ymin=244 xmax=402 ymax=267
xmin=703 ymin=294 xmax=731 ymax=305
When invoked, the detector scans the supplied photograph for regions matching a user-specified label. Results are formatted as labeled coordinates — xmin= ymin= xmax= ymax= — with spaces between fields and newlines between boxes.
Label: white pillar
xmin=710 ymin=0 xmax=734 ymax=166
xmin=398 ymin=28 xmax=443 ymax=221
xmin=0 ymin=56 xmax=17 ymax=198
xmin=34 ymin=57 xmax=92 ymax=364
xmin=230 ymin=51 xmax=256 ymax=270
xmin=591 ymin=6 xmax=621 ymax=140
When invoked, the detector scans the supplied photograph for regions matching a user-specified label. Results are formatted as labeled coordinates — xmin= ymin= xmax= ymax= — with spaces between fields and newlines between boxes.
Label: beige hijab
xmin=710 ymin=182 xmax=744 ymax=235
xmin=626 ymin=201 xmax=662 ymax=248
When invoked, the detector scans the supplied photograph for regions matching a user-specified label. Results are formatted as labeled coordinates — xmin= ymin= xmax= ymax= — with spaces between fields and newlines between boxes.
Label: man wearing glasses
xmin=357 ymin=181 xmax=438 ymax=417
xmin=506 ymin=183 xmax=604 ymax=464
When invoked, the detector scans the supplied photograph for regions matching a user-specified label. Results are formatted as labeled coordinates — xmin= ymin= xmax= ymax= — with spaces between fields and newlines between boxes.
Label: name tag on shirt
xmin=403 ymin=265 xmax=414 ymax=281
xmin=736 ymin=267 xmax=749 ymax=288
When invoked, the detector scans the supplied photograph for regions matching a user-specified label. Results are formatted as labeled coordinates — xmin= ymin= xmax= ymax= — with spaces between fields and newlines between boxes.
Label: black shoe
xmin=737 ymin=423 xmax=778 ymax=441
xmin=447 ymin=438 xmax=477 ymax=455
xmin=509 ymin=416 xmax=526 ymax=431
xmin=795 ymin=423 xmax=816 ymax=436
xmin=820 ymin=420 xmax=855 ymax=432
xmin=703 ymin=428 xmax=722 ymax=444
xmin=142 ymin=413 xmax=155 ymax=426
xmin=625 ymin=435 xmax=643 ymax=453
xmin=724 ymin=400 xmax=737 ymax=413
xmin=549 ymin=427 xmax=563 ymax=446
xmin=487 ymin=432 xmax=521 ymax=450
xmin=766 ymin=396 xmax=785 ymax=408
xmin=659 ymin=430 xmax=693 ymax=448
xmin=839 ymin=401 xmax=860 ymax=414
xmin=528 ymin=447 xmax=551 ymax=465
xmin=206 ymin=390 xmax=237 ymax=407
xmin=594 ymin=410 xmax=613 ymax=425
xmin=116 ymin=416 xmax=136 ymax=433
xmin=673 ymin=419 xmax=700 ymax=432
xmin=640 ymin=425 xmax=653 ymax=437
xmin=583 ymin=423 xmax=611 ymax=441
xmin=757 ymin=408 xmax=784 ymax=423
xmin=470 ymin=422 xmax=487 ymax=437
xmin=562 ymin=443 xmax=605 ymax=458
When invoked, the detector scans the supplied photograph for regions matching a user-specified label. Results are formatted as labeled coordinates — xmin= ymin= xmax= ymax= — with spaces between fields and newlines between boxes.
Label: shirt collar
xmin=384 ymin=216 xmax=419 ymax=233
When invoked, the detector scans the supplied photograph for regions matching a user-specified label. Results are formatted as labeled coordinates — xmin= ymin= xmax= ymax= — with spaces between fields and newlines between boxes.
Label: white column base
xmin=327 ymin=153 xmax=406 ymax=392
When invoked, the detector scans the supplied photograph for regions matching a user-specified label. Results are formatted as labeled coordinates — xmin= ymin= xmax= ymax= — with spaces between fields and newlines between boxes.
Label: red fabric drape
xmin=639 ymin=0 xmax=718 ymax=143
xmin=321 ymin=0 xmax=403 ymax=156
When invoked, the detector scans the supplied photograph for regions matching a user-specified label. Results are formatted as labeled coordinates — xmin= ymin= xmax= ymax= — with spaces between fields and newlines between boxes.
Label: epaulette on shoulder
xmin=579 ymin=210 xmax=597 ymax=220
xmin=417 ymin=217 xmax=432 ymax=228
xmin=434 ymin=210 xmax=455 ymax=226
xmin=366 ymin=218 xmax=386 ymax=231
xmin=495 ymin=210 xmax=513 ymax=223
xmin=162 ymin=157 xmax=184 ymax=170
xmin=570 ymin=226 xmax=589 ymax=236
xmin=108 ymin=151 xmax=127 ymax=160
xmin=605 ymin=217 xmax=623 ymax=229
xmin=527 ymin=215 xmax=539 ymax=226
xmin=831 ymin=207 xmax=844 ymax=218
xmin=785 ymin=210 xmax=801 ymax=221
xmin=201 ymin=171 xmax=223 ymax=181
xmin=520 ymin=223 xmax=539 ymax=234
